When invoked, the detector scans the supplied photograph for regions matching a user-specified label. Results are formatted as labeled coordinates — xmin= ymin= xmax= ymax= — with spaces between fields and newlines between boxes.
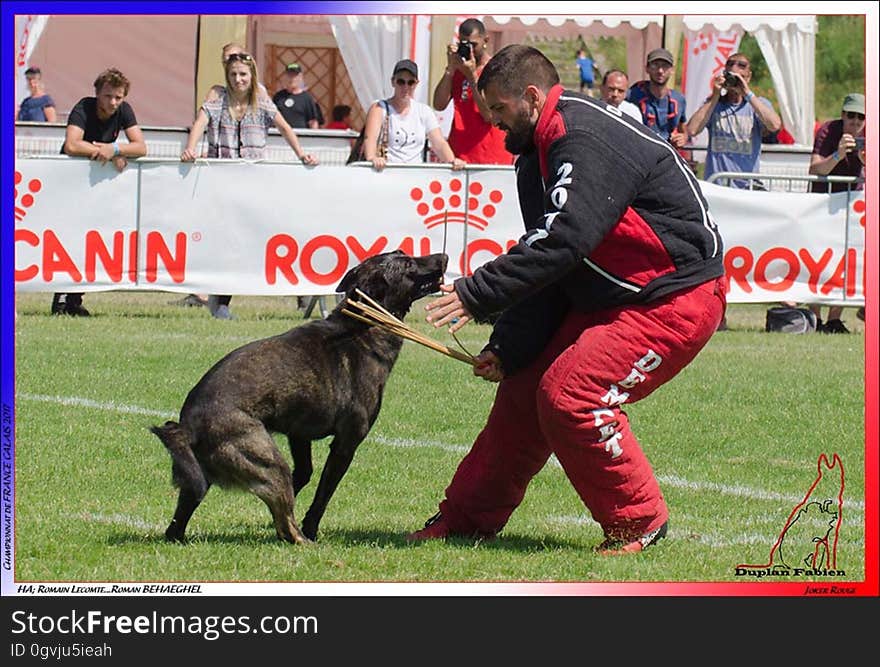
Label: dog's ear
xmin=336 ymin=264 xmax=361 ymax=295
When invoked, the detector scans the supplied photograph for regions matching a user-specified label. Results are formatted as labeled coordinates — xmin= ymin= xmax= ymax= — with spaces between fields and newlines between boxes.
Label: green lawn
xmin=11 ymin=292 xmax=866 ymax=583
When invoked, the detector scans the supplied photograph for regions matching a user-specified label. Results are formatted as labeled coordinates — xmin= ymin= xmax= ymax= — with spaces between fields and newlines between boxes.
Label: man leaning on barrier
xmin=55 ymin=67 xmax=147 ymax=317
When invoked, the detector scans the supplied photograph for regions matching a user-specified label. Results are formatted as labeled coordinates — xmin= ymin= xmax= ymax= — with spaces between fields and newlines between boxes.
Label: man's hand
xmin=473 ymin=350 xmax=504 ymax=383
xmin=91 ymin=141 xmax=116 ymax=164
xmin=111 ymin=155 xmax=128 ymax=172
xmin=669 ymin=129 xmax=688 ymax=148
xmin=446 ymin=44 xmax=477 ymax=81
xmin=838 ymin=133 xmax=857 ymax=157
xmin=425 ymin=283 xmax=472 ymax=333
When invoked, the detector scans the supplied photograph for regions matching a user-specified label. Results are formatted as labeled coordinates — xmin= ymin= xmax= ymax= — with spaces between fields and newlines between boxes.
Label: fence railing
xmin=14 ymin=121 xmax=359 ymax=166
xmin=706 ymin=171 xmax=864 ymax=193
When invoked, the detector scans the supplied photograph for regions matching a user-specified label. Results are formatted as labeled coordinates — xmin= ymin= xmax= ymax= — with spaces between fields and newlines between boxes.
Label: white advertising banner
xmin=14 ymin=159 xmax=865 ymax=306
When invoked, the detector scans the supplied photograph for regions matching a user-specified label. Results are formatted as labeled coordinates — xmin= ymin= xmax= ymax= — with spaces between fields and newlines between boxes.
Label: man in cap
xmin=627 ymin=47 xmax=688 ymax=148
xmin=806 ymin=92 xmax=866 ymax=333
xmin=273 ymin=63 xmax=323 ymax=129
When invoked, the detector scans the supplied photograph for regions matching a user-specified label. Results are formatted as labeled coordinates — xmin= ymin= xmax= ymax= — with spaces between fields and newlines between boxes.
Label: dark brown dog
xmin=151 ymin=251 xmax=448 ymax=543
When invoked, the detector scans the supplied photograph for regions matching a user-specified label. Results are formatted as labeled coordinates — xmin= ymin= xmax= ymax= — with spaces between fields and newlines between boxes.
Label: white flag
xmin=14 ymin=15 xmax=49 ymax=117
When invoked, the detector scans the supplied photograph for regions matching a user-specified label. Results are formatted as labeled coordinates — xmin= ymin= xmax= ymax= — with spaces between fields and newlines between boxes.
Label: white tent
xmin=330 ymin=14 xmax=816 ymax=146
xmin=17 ymin=13 xmax=817 ymax=142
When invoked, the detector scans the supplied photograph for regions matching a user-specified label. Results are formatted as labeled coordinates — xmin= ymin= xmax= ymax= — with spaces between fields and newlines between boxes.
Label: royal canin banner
xmin=14 ymin=159 xmax=865 ymax=306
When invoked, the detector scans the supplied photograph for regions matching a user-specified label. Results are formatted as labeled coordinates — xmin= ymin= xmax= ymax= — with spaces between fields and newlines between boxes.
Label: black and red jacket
xmin=454 ymin=85 xmax=724 ymax=373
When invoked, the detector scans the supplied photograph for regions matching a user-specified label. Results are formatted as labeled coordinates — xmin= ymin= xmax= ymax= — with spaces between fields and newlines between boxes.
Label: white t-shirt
xmin=618 ymin=100 xmax=643 ymax=124
xmin=378 ymin=100 xmax=439 ymax=164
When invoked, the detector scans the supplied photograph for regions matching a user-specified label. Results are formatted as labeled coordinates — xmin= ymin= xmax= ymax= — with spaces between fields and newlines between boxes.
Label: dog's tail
xmin=150 ymin=421 xmax=208 ymax=498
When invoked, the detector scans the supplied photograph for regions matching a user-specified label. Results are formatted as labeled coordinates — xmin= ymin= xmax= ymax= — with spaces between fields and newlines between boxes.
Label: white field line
xmin=66 ymin=512 xmax=164 ymax=533
xmin=19 ymin=392 xmax=866 ymax=516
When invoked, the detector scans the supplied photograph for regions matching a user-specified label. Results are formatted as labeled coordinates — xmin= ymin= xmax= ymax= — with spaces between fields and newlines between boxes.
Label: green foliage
xmin=814 ymin=15 xmax=866 ymax=121
xmin=12 ymin=293 xmax=866 ymax=584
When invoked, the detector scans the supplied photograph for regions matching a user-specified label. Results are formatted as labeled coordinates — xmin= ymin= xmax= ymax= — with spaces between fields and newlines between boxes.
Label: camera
xmin=723 ymin=70 xmax=739 ymax=87
xmin=854 ymin=136 xmax=865 ymax=150
xmin=457 ymin=41 xmax=473 ymax=60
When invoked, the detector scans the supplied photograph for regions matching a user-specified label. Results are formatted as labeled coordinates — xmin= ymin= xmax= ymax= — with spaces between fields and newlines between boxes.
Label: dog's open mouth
xmin=413 ymin=254 xmax=448 ymax=299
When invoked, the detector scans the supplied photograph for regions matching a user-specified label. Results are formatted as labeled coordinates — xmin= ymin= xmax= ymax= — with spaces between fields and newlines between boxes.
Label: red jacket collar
xmin=534 ymin=84 xmax=566 ymax=179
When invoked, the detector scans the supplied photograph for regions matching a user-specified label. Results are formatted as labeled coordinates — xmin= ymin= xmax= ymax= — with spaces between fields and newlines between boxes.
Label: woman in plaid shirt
xmin=180 ymin=52 xmax=318 ymax=319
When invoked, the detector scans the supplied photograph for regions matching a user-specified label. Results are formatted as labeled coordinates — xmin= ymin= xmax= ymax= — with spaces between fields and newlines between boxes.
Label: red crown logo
xmin=410 ymin=178 xmax=503 ymax=230
xmin=692 ymin=32 xmax=711 ymax=56
xmin=14 ymin=170 xmax=43 ymax=222
xmin=853 ymin=198 xmax=866 ymax=229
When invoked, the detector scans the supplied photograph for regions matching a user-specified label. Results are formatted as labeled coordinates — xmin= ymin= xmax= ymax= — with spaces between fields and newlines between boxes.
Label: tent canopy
xmin=479 ymin=15 xmax=816 ymax=144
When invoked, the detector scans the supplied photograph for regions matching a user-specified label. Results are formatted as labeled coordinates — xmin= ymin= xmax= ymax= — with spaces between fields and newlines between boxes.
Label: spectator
xmin=180 ymin=52 xmax=318 ymax=320
xmin=364 ymin=59 xmax=465 ymax=171
xmin=575 ymin=48 xmax=599 ymax=95
xmin=206 ymin=43 xmax=268 ymax=102
xmin=686 ymin=53 xmax=782 ymax=189
xmin=325 ymin=104 xmax=353 ymax=130
xmin=272 ymin=63 xmax=322 ymax=130
xmin=408 ymin=45 xmax=725 ymax=555
xmin=432 ymin=18 xmax=513 ymax=164
xmin=17 ymin=66 xmax=57 ymax=122
xmin=627 ymin=48 xmax=688 ymax=149
xmin=600 ymin=69 xmax=643 ymax=123
xmin=809 ymin=93 xmax=865 ymax=192
xmin=806 ymin=92 xmax=866 ymax=334
xmin=54 ymin=67 xmax=147 ymax=317
xmin=174 ymin=42 xmax=269 ymax=312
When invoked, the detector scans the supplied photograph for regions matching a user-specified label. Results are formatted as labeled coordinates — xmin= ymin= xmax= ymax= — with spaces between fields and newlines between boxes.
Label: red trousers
xmin=439 ymin=277 xmax=726 ymax=539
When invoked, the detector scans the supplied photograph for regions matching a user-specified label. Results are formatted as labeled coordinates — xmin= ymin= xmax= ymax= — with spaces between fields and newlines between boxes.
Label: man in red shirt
xmin=432 ymin=18 xmax=513 ymax=164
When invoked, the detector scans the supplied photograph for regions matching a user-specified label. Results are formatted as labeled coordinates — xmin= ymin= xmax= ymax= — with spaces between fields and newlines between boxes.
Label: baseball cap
xmin=285 ymin=63 xmax=302 ymax=74
xmin=841 ymin=93 xmax=865 ymax=114
xmin=392 ymin=59 xmax=418 ymax=79
xmin=24 ymin=66 xmax=41 ymax=76
xmin=647 ymin=48 xmax=674 ymax=66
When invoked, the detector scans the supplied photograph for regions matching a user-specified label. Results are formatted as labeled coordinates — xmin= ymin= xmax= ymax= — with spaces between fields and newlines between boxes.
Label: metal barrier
xmin=14 ymin=121 xmax=359 ymax=166
xmin=706 ymin=171 xmax=864 ymax=193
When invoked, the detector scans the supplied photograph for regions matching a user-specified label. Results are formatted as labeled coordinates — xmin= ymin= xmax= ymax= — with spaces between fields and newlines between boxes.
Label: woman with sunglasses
xmin=180 ymin=52 xmax=318 ymax=319
xmin=362 ymin=59 xmax=465 ymax=171
xmin=181 ymin=52 xmax=317 ymax=163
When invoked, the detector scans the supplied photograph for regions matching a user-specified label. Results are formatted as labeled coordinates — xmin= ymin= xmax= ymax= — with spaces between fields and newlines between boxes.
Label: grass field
xmin=11 ymin=291 xmax=867 ymax=584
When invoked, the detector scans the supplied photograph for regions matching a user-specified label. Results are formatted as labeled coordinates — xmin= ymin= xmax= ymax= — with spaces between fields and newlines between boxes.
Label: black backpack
xmin=765 ymin=307 xmax=818 ymax=334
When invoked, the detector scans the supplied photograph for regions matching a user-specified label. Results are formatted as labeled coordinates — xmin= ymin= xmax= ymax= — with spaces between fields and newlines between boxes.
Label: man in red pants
xmin=409 ymin=45 xmax=726 ymax=555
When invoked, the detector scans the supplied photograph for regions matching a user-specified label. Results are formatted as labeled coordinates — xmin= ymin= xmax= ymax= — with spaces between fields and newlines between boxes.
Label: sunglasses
xmin=844 ymin=111 xmax=865 ymax=121
xmin=226 ymin=52 xmax=253 ymax=63
xmin=395 ymin=78 xmax=417 ymax=86
xmin=726 ymin=60 xmax=750 ymax=69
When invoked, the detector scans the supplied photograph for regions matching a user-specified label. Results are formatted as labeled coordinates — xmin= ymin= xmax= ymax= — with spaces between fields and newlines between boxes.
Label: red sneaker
xmin=596 ymin=521 xmax=668 ymax=556
xmin=405 ymin=512 xmax=496 ymax=543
